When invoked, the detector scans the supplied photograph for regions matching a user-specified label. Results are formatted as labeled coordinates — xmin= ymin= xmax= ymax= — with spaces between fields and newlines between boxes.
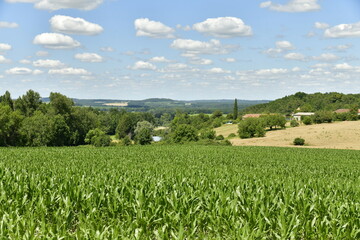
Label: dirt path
xmin=218 ymin=121 xmax=360 ymax=150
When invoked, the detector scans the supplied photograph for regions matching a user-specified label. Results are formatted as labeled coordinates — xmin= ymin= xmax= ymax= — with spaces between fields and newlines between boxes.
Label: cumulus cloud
xmin=0 ymin=55 xmax=11 ymax=63
xmin=33 ymin=33 xmax=81 ymax=49
xmin=33 ymin=59 xmax=65 ymax=68
xmin=6 ymin=0 xmax=104 ymax=11
xmin=208 ymin=67 xmax=230 ymax=74
xmin=74 ymin=53 xmax=104 ymax=62
xmin=171 ymin=39 xmax=235 ymax=56
xmin=50 ymin=15 xmax=103 ymax=35
xmin=0 ymin=43 xmax=12 ymax=51
xmin=19 ymin=59 xmax=31 ymax=64
xmin=36 ymin=51 xmax=49 ymax=57
xmin=189 ymin=58 xmax=213 ymax=65
xmin=5 ymin=67 xmax=42 ymax=75
xmin=49 ymin=67 xmax=91 ymax=75
xmin=0 ymin=21 xmax=19 ymax=28
xmin=313 ymin=53 xmax=340 ymax=61
xmin=222 ymin=58 xmax=237 ymax=63
xmin=276 ymin=41 xmax=294 ymax=50
xmin=193 ymin=17 xmax=252 ymax=38
xmin=100 ymin=47 xmax=115 ymax=52
xmin=260 ymin=0 xmax=320 ymax=12
xmin=255 ymin=68 xmax=288 ymax=75
xmin=135 ymin=18 xmax=175 ymax=38
xmin=284 ymin=52 xmax=306 ymax=61
xmin=314 ymin=22 xmax=329 ymax=29
xmin=334 ymin=63 xmax=354 ymax=71
xmin=149 ymin=56 xmax=171 ymax=63
xmin=129 ymin=61 xmax=157 ymax=70
xmin=324 ymin=22 xmax=360 ymax=38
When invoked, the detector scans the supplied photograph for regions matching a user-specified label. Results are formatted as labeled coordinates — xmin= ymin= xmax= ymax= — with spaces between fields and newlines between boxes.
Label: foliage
xmin=233 ymin=98 xmax=238 ymax=120
xmin=171 ymin=124 xmax=199 ymax=143
xmin=85 ymin=128 xmax=111 ymax=147
xmin=215 ymin=135 xmax=224 ymax=140
xmin=122 ymin=135 xmax=132 ymax=146
xmin=199 ymin=129 xmax=216 ymax=140
xmin=260 ymin=114 xmax=286 ymax=130
xmin=238 ymin=118 xmax=266 ymax=139
xmin=290 ymin=120 xmax=300 ymax=127
xmin=242 ymin=91 xmax=360 ymax=115
xmin=228 ymin=133 xmax=237 ymax=138
xmin=211 ymin=110 xmax=223 ymax=118
xmin=293 ymin=137 xmax=305 ymax=146
xmin=0 ymin=146 xmax=360 ymax=238
xmin=302 ymin=116 xmax=312 ymax=125
xmin=313 ymin=111 xmax=334 ymax=124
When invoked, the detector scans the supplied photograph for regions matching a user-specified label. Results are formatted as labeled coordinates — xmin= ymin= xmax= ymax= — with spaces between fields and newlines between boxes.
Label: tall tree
xmin=233 ymin=98 xmax=238 ymax=120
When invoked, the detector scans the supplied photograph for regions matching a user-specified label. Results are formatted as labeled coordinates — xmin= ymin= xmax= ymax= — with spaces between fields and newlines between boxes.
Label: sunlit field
xmin=0 ymin=145 xmax=359 ymax=239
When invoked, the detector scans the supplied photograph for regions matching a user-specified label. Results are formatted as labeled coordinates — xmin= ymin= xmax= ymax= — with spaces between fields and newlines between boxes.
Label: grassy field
xmin=0 ymin=145 xmax=359 ymax=239
xmin=216 ymin=121 xmax=360 ymax=150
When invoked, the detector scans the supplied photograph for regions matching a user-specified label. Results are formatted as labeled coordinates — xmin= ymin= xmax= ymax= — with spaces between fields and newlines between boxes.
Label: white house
xmin=291 ymin=112 xmax=314 ymax=121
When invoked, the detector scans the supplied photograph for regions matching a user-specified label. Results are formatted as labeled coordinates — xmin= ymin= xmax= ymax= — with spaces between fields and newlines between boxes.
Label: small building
xmin=242 ymin=114 xmax=262 ymax=119
xmin=291 ymin=112 xmax=314 ymax=121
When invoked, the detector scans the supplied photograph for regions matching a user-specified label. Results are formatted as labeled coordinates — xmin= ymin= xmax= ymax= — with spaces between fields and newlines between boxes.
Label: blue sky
xmin=1 ymin=0 xmax=360 ymax=100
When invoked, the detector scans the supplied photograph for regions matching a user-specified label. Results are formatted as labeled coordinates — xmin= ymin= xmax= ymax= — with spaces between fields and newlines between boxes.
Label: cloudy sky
xmin=1 ymin=0 xmax=360 ymax=100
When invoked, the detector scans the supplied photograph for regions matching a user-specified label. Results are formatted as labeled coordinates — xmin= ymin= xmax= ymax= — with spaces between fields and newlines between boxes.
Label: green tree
xmin=134 ymin=121 xmax=154 ymax=145
xmin=116 ymin=113 xmax=137 ymax=139
xmin=0 ymin=105 xmax=23 ymax=146
xmin=15 ymin=90 xmax=42 ymax=116
xmin=171 ymin=124 xmax=199 ymax=143
xmin=85 ymin=128 xmax=111 ymax=147
xmin=233 ymin=98 xmax=238 ymax=120
xmin=49 ymin=92 xmax=74 ymax=116
xmin=238 ymin=118 xmax=265 ymax=139
xmin=20 ymin=111 xmax=53 ymax=146
xmin=0 ymin=91 xmax=14 ymax=110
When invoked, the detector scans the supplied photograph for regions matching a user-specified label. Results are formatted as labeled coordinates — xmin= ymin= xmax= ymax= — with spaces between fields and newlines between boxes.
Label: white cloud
xmin=314 ymin=22 xmax=329 ymax=29
xmin=284 ymin=52 xmax=306 ymax=61
xmin=100 ymin=47 xmax=115 ymax=52
xmin=49 ymin=67 xmax=91 ymax=75
xmin=292 ymin=67 xmax=301 ymax=72
xmin=255 ymin=68 xmax=288 ymax=75
xmin=276 ymin=41 xmax=294 ymax=50
xmin=149 ymin=56 xmax=171 ymax=63
xmin=166 ymin=63 xmax=188 ymax=70
xmin=134 ymin=18 xmax=175 ymax=38
xmin=36 ymin=51 xmax=49 ymax=57
xmin=189 ymin=58 xmax=213 ymax=65
xmin=0 ymin=21 xmax=19 ymax=28
xmin=33 ymin=33 xmax=81 ymax=49
xmin=0 ymin=43 xmax=12 ymax=51
xmin=171 ymin=39 xmax=235 ymax=56
xmin=74 ymin=53 xmax=104 ymax=63
xmin=260 ymin=0 xmax=320 ymax=12
xmin=5 ymin=67 xmax=42 ymax=75
xmin=129 ymin=61 xmax=157 ymax=70
xmin=324 ymin=22 xmax=360 ymax=38
xmin=33 ymin=59 xmax=65 ymax=68
xmin=313 ymin=53 xmax=340 ymax=61
xmin=8 ymin=0 xmax=104 ymax=11
xmin=222 ymin=58 xmax=236 ymax=63
xmin=50 ymin=15 xmax=103 ymax=35
xmin=0 ymin=55 xmax=11 ymax=63
xmin=193 ymin=17 xmax=252 ymax=38
xmin=19 ymin=59 xmax=31 ymax=64
xmin=208 ymin=67 xmax=230 ymax=74
xmin=334 ymin=63 xmax=354 ymax=70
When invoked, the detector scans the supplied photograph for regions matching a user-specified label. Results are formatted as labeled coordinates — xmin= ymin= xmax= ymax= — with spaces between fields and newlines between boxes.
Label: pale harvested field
xmin=216 ymin=121 xmax=360 ymax=150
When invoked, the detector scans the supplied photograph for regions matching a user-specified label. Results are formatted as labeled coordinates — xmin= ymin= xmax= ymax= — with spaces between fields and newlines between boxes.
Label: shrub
xmin=215 ymin=135 xmax=224 ymax=140
xmin=302 ymin=116 xmax=312 ymax=125
xmin=171 ymin=124 xmax=199 ymax=143
xmin=121 ymin=135 xmax=132 ymax=146
xmin=293 ymin=137 xmax=305 ymax=146
xmin=290 ymin=120 xmax=299 ymax=127
xmin=228 ymin=133 xmax=237 ymax=138
xmin=85 ymin=128 xmax=111 ymax=147
xmin=200 ymin=129 xmax=216 ymax=140
xmin=313 ymin=111 xmax=333 ymax=124
xmin=238 ymin=118 xmax=265 ymax=139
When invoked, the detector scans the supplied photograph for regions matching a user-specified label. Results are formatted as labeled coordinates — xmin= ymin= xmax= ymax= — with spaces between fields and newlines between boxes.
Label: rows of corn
xmin=0 ymin=145 xmax=359 ymax=239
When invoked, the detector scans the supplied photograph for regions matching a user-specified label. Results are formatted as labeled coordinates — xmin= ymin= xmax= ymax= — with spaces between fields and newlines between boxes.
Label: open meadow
xmin=0 ymin=145 xmax=359 ymax=239
xmin=216 ymin=121 xmax=360 ymax=150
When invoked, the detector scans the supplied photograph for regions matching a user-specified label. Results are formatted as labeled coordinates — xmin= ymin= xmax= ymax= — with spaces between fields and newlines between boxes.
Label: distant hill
xmin=41 ymin=97 xmax=269 ymax=114
xmin=242 ymin=92 xmax=360 ymax=115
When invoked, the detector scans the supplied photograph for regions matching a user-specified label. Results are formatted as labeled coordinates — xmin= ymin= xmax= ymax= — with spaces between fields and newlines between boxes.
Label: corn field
xmin=0 ymin=145 xmax=359 ymax=239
